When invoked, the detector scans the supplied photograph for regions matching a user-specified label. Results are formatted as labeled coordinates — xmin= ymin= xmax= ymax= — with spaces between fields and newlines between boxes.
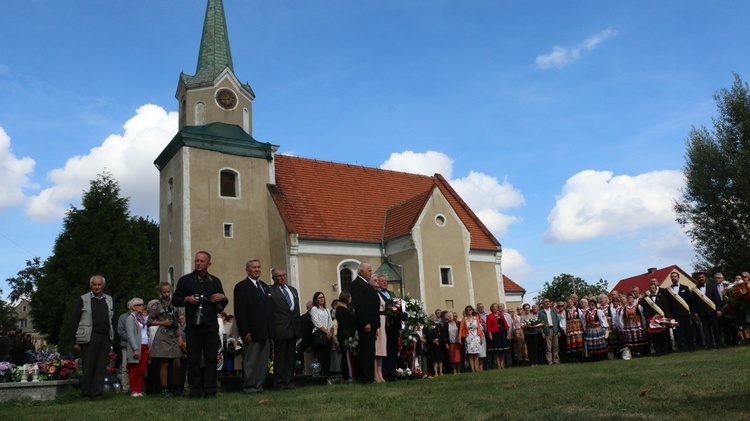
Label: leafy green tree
xmin=6 ymin=257 xmax=45 ymax=302
xmin=0 ymin=289 xmax=19 ymax=328
xmin=536 ymin=273 xmax=608 ymax=304
xmin=31 ymin=172 xmax=158 ymax=348
xmin=675 ymin=73 xmax=750 ymax=277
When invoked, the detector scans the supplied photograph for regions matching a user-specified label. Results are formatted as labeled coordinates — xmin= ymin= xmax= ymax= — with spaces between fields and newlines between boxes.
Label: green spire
xmin=181 ymin=0 xmax=233 ymax=86
xmin=179 ymin=0 xmax=254 ymax=97
xmin=195 ymin=0 xmax=233 ymax=80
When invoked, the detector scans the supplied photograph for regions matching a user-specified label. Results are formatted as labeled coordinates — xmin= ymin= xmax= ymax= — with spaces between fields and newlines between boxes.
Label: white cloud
xmin=380 ymin=150 xmax=523 ymax=237
xmin=536 ymin=28 xmax=616 ymax=69
xmin=638 ymin=223 xmax=694 ymax=266
xmin=544 ymin=169 xmax=685 ymax=243
xmin=0 ymin=126 xmax=35 ymax=211
xmin=26 ymin=105 xmax=177 ymax=222
xmin=502 ymin=247 xmax=532 ymax=282
xmin=380 ymin=150 xmax=454 ymax=179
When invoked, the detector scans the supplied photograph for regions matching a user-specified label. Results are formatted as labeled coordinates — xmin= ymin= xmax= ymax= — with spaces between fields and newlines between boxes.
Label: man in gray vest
xmin=71 ymin=275 xmax=114 ymax=401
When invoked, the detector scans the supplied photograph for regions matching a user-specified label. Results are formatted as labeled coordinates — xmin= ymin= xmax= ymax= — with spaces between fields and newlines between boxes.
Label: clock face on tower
xmin=215 ymin=88 xmax=237 ymax=110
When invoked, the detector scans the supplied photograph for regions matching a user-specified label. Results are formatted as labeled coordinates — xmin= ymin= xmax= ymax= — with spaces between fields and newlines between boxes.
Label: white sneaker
xmin=131 ymin=392 xmax=143 ymax=397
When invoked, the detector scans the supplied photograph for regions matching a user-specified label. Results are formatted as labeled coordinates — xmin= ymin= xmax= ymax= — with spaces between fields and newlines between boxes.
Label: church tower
xmin=154 ymin=0 xmax=280 ymax=306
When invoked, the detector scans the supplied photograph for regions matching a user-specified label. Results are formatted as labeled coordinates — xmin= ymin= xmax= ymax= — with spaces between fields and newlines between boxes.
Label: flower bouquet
xmin=26 ymin=351 xmax=80 ymax=380
xmin=724 ymin=282 xmax=750 ymax=312
xmin=648 ymin=315 xmax=678 ymax=334
xmin=343 ymin=331 xmax=360 ymax=355
xmin=522 ymin=318 xmax=544 ymax=329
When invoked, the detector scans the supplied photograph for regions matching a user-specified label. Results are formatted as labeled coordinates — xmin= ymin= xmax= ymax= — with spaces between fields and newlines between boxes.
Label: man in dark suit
xmin=665 ymin=271 xmax=694 ymax=352
xmin=173 ymin=251 xmax=228 ymax=399
xmin=377 ymin=274 xmax=400 ymax=381
xmin=691 ymin=271 xmax=723 ymax=349
xmin=234 ymin=259 xmax=273 ymax=394
xmin=642 ymin=279 xmax=670 ymax=355
xmin=350 ymin=263 xmax=380 ymax=383
xmin=269 ymin=267 xmax=301 ymax=390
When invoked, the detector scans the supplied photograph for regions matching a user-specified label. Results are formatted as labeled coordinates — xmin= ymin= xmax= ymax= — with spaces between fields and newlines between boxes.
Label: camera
xmin=191 ymin=294 xmax=225 ymax=325
xmin=193 ymin=294 xmax=208 ymax=325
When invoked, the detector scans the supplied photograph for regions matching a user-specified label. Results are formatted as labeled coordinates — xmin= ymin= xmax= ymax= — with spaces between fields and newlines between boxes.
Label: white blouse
xmin=311 ymin=306 xmax=333 ymax=332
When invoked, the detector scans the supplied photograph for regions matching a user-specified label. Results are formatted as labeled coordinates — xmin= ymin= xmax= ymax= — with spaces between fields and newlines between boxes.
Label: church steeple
xmin=194 ymin=0 xmax=234 ymax=83
xmin=176 ymin=0 xmax=254 ymax=133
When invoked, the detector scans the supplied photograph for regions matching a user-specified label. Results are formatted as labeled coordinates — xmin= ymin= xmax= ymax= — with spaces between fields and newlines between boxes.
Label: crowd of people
xmin=70 ymin=255 xmax=750 ymax=401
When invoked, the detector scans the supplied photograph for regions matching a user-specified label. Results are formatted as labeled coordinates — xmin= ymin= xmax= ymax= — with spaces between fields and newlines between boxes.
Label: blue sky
xmin=1 ymin=1 xmax=749 ymax=301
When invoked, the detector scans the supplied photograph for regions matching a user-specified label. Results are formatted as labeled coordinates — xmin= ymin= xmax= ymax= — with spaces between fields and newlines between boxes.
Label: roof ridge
xmin=274 ymin=154 xmax=436 ymax=179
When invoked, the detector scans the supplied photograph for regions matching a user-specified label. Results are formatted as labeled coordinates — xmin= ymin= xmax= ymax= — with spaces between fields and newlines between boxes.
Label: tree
xmin=31 ymin=172 xmax=159 ymax=347
xmin=6 ymin=257 xmax=45 ymax=302
xmin=0 ymin=290 xmax=19 ymax=328
xmin=675 ymin=73 xmax=750 ymax=277
xmin=536 ymin=273 xmax=609 ymax=304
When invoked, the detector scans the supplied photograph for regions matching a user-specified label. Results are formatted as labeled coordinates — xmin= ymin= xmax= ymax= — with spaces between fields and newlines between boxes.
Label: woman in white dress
xmin=459 ymin=305 xmax=483 ymax=372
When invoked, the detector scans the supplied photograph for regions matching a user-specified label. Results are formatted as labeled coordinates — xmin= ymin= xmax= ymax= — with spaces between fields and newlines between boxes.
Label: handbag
xmin=313 ymin=329 xmax=329 ymax=346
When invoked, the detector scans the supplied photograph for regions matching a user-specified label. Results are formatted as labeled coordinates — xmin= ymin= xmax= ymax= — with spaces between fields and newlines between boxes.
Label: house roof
xmin=383 ymin=188 xmax=434 ymax=241
xmin=611 ymin=265 xmax=696 ymax=294
xmin=503 ymin=275 xmax=525 ymax=293
xmin=269 ymin=155 xmax=500 ymax=250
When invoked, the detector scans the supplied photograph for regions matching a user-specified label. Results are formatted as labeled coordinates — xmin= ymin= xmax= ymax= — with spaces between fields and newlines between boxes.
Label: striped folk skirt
xmin=584 ymin=323 xmax=610 ymax=355
xmin=566 ymin=318 xmax=584 ymax=354
xmin=622 ymin=316 xmax=649 ymax=347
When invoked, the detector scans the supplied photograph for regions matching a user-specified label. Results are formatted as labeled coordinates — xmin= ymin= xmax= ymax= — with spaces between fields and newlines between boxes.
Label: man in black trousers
xmin=350 ymin=263 xmax=380 ymax=383
xmin=269 ymin=267 xmax=300 ymax=390
xmin=664 ymin=271 xmax=694 ymax=352
xmin=234 ymin=259 xmax=273 ymax=394
xmin=173 ymin=251 xmax=228 ymax=399
xmin=691 ymin=271 xmax=723 ymax=350
xmin=642 ymin=279 xmax=670 ymax=355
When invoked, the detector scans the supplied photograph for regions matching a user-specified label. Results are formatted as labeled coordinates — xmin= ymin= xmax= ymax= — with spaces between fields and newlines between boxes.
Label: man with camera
xmin=173 ymin=251 xmax=228 ymax=399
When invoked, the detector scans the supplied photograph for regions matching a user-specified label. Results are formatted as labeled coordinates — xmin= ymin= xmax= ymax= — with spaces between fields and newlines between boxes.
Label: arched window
xmin=337 ymin=259 xmax=360 ymax=292
xmin=340 ymin=268 xmax=353 ymax=292
xmin=243 ymin=108 xmax=250 ymax=133
xmin=195 ymin=102 xmax=206 ymax=125
xmin=220 ymin=169 xmax=239 ymax=198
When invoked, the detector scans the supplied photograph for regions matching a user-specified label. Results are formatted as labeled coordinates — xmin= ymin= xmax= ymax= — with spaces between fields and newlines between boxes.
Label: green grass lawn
xmin=2 ymin=346 xmax=749 ymax=420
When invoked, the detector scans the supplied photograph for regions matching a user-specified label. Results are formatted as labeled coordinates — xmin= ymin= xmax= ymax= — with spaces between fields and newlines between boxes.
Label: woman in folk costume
xmin=622 ymin=293 xmax=649 ymax=356
xmin=599 ymin=294 xmax=619 ymax=352
xmin=581 ymin=299 xmax=610 ymax=360
xmin=564 ymin=298 xmax=584 ymax=362
xmin=608 ymin=294 xmax=625 ymax=353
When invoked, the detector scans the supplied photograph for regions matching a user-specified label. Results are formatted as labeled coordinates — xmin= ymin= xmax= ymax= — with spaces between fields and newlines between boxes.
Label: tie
xmin=255 ymin=281 xmax=264 ymax=294
xmin=282 ymin=286 xmax=293 ymax=309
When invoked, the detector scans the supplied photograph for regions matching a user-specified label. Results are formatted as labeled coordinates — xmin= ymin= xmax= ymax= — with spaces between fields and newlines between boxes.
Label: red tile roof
xmin=503 ymin=275 xmax=525 ymax=293
xmin=383 ymin=188 xmax=433 ymax=241
xmin=269 ymin=155 xmax=500 ymax=250
xmin=610 ymin=265 xmax=696 ymax=294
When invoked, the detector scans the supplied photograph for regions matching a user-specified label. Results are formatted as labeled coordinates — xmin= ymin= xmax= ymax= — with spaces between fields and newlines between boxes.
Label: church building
xmin=154 ymin=0 xmax=521 ymax=314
